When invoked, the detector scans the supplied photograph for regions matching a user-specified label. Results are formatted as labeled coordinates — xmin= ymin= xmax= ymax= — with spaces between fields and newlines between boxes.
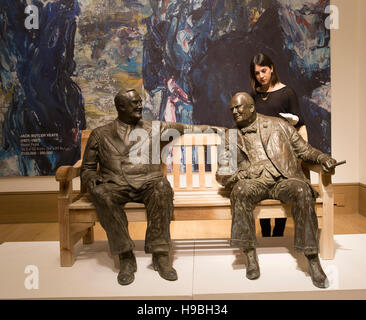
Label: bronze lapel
xmin=258 ymin=115 xmax=271 ymax=149
xmin=105 ymin=120 xmax=133 ymax=157
xmin=236 ymin=128 xmax=248 ymax=156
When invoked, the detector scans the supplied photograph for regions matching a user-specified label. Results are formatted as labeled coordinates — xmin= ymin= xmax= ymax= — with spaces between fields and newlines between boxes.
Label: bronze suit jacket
xmin=216 ymin=114 xmax=325 ymax=188
xmin=81 ymin=119 xmax=192 ymax=189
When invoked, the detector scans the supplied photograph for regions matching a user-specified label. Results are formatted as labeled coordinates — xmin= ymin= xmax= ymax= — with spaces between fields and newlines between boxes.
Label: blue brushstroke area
xmin=121 ymin=56 xmax=139 ymax=74
xmin=301 ymin=97 xmax=331 ymax=154
xmin=176 ymin=102 xmax=193 ymax=124
xmin=0 ymin=0 xmax=86 ymax=176
xmin=142 ymin=0 xmax=331 ymax=153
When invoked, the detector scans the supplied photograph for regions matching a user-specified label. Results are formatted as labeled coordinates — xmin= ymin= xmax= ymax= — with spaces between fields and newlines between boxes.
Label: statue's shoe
xmin=117 ymin=251 xmax=137 ymax=286
xmin=152 ymin=252 xmax=178 ymax=281
xmin=244 ymin=248 xmax=260 ymax=280
xmin=306 ymin=254 xmax=329 ymax=289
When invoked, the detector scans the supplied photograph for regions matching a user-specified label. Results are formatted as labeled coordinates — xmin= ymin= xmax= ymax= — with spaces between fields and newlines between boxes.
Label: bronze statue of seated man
xmin=81 ymin=88 xmax=213 ymax=285
xmin=216 ymin=92 xmax=337 ymax=288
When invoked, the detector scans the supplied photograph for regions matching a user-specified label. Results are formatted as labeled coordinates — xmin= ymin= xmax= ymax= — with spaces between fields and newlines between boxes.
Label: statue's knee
xmin=89 ymin=184 xmax=103 ymax=198
xmin=155 ymin=179 xmax=173 ymax=195
xmin=90 ymin=185 xmax=111 ymax=203
xmin=295 ymin=184 xmax=312 ymax=202
xmin=231 ymin=183 xmax=251 ymax=200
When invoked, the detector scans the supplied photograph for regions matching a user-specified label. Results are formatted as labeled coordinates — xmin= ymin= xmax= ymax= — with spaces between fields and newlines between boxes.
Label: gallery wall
xmin=358 ymin=0 xmax=366 ymax=185
xmin=0 ymin=0 xmax=364 ymax=192
xmin=330 ymin=0 xmax=361 ymax=184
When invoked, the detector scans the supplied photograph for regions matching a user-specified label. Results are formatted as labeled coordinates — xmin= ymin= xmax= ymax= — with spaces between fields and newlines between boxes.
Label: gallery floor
xmin=0 ymin=215 xmax=366 ymax=300
xmin=0 ymin=235 xmax=366 ymax=299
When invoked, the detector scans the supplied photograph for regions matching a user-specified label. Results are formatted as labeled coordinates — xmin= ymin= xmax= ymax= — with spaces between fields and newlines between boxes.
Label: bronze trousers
xmin=230 ymin=178 xmax=319 ymax=255
xmin=89 ymin=177 xmax=173 ymax=255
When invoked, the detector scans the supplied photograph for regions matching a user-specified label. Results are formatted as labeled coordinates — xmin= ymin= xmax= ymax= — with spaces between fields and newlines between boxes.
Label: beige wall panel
xmin=331 ymin=0 xmax=360 ymax=183
xmin=358 ymin=0 xmax=366 ymax=184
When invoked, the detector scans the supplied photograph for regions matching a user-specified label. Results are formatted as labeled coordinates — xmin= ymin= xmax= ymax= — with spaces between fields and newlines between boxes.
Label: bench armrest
xmin=55 ymin=160 xmax=82 ymax=182
xmin=302 ymin=163 xmax=335 ymax=176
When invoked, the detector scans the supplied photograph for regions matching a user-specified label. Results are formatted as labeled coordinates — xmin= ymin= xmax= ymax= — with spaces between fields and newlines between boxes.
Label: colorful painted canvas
xmin=0 ymin=0 xmax=330 ymax=176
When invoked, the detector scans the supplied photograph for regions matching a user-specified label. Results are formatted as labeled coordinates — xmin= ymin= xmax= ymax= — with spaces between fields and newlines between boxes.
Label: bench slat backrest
xmin=169 ymin=133 xmax=222 ymax=191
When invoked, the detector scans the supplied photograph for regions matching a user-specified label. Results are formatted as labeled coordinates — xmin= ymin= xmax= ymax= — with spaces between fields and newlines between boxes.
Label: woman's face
xmin=254 ymin=64 xmax=273 ymax=87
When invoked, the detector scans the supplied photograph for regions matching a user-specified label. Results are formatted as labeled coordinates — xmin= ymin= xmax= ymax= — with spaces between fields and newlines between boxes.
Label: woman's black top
xmin=253 ymin=86 xmax=304 ymax=128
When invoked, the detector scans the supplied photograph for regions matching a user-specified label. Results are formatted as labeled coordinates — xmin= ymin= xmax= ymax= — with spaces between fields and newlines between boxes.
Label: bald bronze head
xmin=230 ymin=92 xmax=257 ymax=128
xmin=114 ymin=89 xmax=143 ymax=125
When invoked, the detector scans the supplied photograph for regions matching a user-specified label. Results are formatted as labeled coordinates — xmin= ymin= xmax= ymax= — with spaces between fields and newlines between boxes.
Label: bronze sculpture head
xmin=114 ymin=89 xmax=143 ymax=125
xmin=230 ymin=92 xmax=257 ymax=128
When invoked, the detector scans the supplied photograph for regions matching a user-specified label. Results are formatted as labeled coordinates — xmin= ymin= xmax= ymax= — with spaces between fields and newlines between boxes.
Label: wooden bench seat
xmin=56 ymin=130 xmax=334 ymax=267
xmin=69 ymin=192 xmax=323 ymax=221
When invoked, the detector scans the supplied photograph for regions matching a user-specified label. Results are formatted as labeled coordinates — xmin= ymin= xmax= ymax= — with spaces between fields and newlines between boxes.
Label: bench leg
xmin=59 ymin=218 xmax=75 ymax=266
xmin=319 ymin=218 xmax=335 ymax=260
xmin=319 ymin=174 xmax=335 ymax=260
xmin=60 ymin=246 xmax=75 ymax=267
xmin=58 ymin=188 xmax=75 ymax=267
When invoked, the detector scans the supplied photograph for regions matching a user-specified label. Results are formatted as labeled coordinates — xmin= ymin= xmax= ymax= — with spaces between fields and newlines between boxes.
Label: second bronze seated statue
xmin=216 ymin=92 xmax=337 ymax=289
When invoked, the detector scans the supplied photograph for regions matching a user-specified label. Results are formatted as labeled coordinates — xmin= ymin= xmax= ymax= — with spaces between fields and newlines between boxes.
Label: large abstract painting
xmin=0 ymin=0 xmax=330 ymax=176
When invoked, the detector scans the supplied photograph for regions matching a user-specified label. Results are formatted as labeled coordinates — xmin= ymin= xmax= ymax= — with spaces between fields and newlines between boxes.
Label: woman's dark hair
xmin=249 ymin=53 xmax=280 ymax=94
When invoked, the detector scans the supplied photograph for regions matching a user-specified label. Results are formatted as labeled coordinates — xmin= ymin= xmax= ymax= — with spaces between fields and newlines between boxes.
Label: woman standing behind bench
xmin=249 ymin=53 xmax=305 ymax=237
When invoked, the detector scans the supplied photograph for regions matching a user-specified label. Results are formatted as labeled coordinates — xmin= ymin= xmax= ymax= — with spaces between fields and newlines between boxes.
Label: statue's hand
xmin=236 ymin=170 xmax=248 ymax=180
xmin=225 ymin=170 xmax=247 ymax=186
xmin=211 ymin=126 xmax=226 ymax=133
xmin=318 ymin=155 xmax=337 ymax=173
xmin=194 ymin=125 xmax=225 ymax=133
xmin=87 ymin=176 xmax=103 ymax=191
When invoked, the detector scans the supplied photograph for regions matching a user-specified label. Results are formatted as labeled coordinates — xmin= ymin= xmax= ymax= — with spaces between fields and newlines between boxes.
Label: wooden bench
xmin=56 ymin=129 xmax=335 ymax=267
